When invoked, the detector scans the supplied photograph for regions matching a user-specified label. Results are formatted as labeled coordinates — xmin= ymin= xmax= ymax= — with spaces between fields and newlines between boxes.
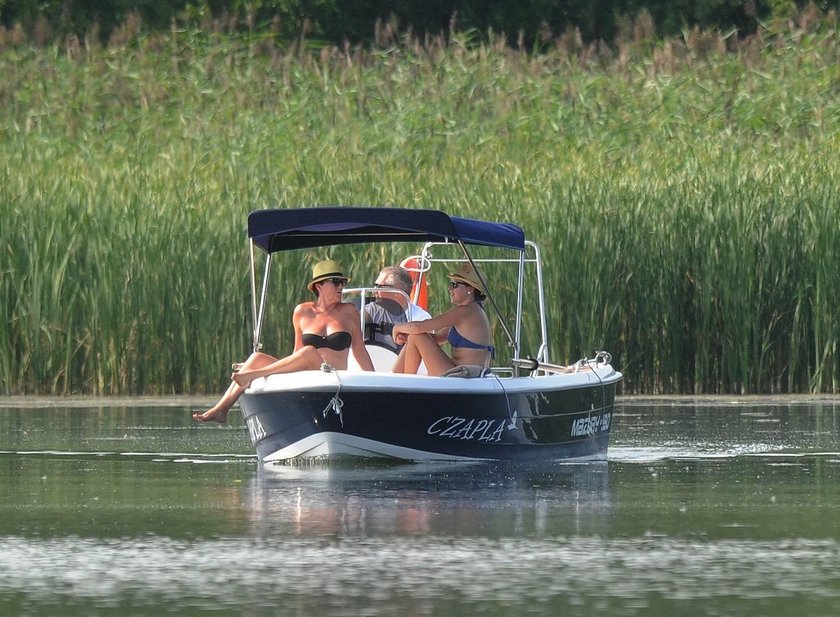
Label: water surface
xmin=1 ymin=397 xmax=838 ymax=616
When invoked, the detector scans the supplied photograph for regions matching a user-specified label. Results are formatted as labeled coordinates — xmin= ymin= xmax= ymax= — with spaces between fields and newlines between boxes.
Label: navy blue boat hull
xmin=239 ymin=378 xmax=616 ymax=462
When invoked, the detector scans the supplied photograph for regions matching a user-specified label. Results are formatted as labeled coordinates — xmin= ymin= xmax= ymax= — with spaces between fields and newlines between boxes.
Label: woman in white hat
xmin=194 ymin=259 xmax=373 ymax=423
xmin=391 ymin=262 xmax=494 ymax=375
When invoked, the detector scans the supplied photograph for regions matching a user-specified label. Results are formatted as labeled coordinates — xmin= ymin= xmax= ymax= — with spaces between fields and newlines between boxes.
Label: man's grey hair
xmin=379 ymin=266 xmax=413 ymax=293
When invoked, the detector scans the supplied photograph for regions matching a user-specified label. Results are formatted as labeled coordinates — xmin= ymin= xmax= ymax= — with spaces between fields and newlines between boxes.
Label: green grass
xmin=1 ymin=13 xmax=839 ymax=394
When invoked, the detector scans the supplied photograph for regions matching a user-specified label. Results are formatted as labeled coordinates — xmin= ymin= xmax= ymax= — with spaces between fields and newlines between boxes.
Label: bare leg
xmin=193 ymin=352 xmax=277 ymax=423
xmin=400 ymin=335 xmax=424 ymax=374
xmin=192 ymin=380 xmax=243 ymax=423
xmin=193 ymin=348 xmax=324 ymax=423
xmin=392 ymin=346 xmax=407 ymax=373
xmin=231 ymin=346 xmax=324 ymax=387
xmin=395 ymin=333 xmax=454 ymax=375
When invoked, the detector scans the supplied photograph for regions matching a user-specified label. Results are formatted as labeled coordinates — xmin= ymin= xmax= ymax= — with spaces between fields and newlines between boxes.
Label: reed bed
xmin=2 ymin=13 xmax=839 ymax=394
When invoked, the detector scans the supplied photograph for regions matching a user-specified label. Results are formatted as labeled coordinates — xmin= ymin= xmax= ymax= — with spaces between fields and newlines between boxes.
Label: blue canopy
xmin=248 ymin=207 xmax=526 ymax=253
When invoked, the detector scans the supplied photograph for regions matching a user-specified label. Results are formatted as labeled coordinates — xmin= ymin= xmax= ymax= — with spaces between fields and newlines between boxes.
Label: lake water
xmin=1 ymin=396 xmax=839 ymax=616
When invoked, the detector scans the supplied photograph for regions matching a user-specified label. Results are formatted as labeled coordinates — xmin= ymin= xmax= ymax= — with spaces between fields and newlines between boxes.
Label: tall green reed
xmin=1 ymin=13 xmax=839 ymax=394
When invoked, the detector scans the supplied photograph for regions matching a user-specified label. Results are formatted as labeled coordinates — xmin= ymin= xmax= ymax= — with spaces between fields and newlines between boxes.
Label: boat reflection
xmin=243 ymin=460 xmax=613 ymax=537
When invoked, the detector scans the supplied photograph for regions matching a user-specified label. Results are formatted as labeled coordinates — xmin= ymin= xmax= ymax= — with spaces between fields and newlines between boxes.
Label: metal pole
xmin=527 ymin=241 xmax=550 ymax=364
xmin=249 ymin=240 xmax=257 ymax=349
xmin=253 ymin=253 xmax=272 ymax=352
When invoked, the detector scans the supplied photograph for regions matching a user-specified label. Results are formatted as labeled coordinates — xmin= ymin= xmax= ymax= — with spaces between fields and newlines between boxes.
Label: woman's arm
xmin=432 ymin=327 xmax=450 ymax=345
xmin=393 ymin=305 xmax=464 ymax=338
xmin=291 ymin=304 xmax=305 ymax=352
xmin=345 ymin=304 xmax=374 ymax=371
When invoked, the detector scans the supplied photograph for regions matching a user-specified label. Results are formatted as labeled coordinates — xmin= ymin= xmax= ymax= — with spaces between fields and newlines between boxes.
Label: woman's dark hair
xmin=471 ymin=286 xmax=486 ymax=302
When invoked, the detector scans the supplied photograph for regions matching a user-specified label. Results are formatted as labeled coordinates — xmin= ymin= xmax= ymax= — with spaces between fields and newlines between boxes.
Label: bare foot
xmin=192 ymin=407 xmax=229 ymax=423
xmin=231 ymin=371 xmax=254 ymax=388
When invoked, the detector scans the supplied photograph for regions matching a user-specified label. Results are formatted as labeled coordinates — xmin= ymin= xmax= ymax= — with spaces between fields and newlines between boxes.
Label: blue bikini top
xmin=447 ymin=326 xmax=495 ymax=359
xmin=302 ymin=331 xmax=352 ymax=351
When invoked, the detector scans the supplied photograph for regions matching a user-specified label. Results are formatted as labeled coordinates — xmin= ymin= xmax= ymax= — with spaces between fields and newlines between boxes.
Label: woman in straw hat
xmin=194 ymin=259 xmax=373 ymax=423
xmin=391 ymin=262 xmax=494 ymax=375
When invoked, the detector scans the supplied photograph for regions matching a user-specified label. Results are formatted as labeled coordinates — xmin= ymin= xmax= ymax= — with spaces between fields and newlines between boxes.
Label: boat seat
xmin=443 ymin=365 xmax=493 ymax=378
xmin=346 ymin=341 xmax=430 ymax=375
xmin=347 ymin=343 xmax=399 ymax=373
xmin=364 ymin=322 xmax=400 ymax=353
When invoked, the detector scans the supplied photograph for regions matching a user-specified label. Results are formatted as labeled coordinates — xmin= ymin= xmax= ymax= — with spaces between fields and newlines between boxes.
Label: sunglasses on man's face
xmin=326 ymin=278 xmax=347 ymax=286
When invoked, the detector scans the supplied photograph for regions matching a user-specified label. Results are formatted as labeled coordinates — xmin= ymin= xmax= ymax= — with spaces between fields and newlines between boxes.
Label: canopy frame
xmin=246 ymin=207 xmax=548 ymax=366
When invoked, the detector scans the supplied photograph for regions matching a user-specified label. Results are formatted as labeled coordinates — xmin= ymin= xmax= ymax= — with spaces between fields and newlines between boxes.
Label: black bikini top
xmin=302 ymin=331 xmax=352 ymax=351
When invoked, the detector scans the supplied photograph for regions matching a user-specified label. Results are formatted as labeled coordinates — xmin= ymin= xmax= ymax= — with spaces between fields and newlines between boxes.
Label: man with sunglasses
xmin=364 ymin=266 xmax=431 ymax=352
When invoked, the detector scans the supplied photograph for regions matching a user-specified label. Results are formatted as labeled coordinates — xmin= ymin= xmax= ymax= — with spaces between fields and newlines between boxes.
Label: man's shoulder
xmin=365 ymin=302 xmax=385 ymax=316
xmin=365 ymin=302 xmax=398 ymax=322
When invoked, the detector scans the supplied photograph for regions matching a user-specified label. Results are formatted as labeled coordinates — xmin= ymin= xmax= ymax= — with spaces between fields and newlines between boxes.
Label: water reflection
xmin=245 ymin=461 xmax=612 ymax=538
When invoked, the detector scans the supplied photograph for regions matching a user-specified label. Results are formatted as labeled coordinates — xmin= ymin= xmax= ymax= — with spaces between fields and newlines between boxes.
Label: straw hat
xmin=307 ymin=259 xmax=349 ymax=292
xmin=447 ymin=262 xmax=485 ymax=293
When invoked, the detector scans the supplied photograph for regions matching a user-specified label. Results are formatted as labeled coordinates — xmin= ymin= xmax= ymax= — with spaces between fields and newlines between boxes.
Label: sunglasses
xmin=324 ymin=278 xmax=347 ymax=286
xmin=448 ymin=281 xmax=466 ymax=289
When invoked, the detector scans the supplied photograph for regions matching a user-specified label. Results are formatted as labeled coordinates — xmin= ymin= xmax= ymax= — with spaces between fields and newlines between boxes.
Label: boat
xmin=238 ymin=206 xmax=622 ymax=463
